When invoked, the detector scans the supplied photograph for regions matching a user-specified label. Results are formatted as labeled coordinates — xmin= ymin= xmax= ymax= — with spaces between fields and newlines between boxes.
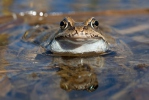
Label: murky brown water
xmin=0 ymin=0 xmax=149 ymax=100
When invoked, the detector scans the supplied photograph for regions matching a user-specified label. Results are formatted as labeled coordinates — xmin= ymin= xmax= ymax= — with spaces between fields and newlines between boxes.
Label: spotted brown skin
xmin=55 ymin=17 xmax=107 ymax=42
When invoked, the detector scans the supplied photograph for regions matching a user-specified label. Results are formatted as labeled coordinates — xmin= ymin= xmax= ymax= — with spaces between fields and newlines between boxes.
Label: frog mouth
xmin=50 ymin=34 xmax=109 ymax=54
xmin=54 ymin=35 xmax=104 ymax=44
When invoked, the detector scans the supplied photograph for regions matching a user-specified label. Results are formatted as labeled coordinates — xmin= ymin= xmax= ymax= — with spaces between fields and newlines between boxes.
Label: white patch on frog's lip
xmin=49 ymin=38 xmax=109 ymax=54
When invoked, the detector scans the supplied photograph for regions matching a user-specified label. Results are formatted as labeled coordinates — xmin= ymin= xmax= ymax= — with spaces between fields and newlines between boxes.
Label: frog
xmin=21 ymin=17 xmax=132 ymax=92
xmin=22 ymin=17 xmax=116 ymax=56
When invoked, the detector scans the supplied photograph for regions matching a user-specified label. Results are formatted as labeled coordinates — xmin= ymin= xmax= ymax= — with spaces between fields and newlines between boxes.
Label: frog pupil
xmin=94 ymin=21 xmax=99 ymax=26
xmin=60 ymin=21 xmax=65 ymax=27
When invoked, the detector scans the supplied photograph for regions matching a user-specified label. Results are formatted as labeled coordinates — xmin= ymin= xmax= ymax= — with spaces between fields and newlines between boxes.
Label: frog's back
xmin=22 ymin=25 xmax=58 ymax=45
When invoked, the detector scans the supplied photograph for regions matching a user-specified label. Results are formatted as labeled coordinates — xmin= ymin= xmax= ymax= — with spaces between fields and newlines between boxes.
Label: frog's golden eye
xmin=91 ymin=20 xmax=99 ymax=28
xmin=60 ymin=21 xmax=68 ymax=29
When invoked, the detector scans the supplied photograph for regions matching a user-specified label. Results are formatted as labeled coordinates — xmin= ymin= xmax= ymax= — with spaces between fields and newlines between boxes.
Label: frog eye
xmin=60 ymin=21 xmax=68 ymax=29
xmin=91 ymin=20 xmax=99 ymax=28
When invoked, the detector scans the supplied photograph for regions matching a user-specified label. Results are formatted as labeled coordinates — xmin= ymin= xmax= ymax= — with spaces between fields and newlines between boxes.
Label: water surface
xmin=0 ymin=0 xmax=149 ymax=100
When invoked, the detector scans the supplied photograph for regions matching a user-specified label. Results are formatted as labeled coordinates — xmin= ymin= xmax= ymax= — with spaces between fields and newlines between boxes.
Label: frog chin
xmin=49 ymin=38 xmax=109 ymax=54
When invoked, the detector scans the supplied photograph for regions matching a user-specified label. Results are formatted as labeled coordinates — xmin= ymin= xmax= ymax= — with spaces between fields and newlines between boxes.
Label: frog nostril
xmin=83 ymin=26 xmax=88 ymax=30
xmin=81 ymin=27 xmax=84 ymax=32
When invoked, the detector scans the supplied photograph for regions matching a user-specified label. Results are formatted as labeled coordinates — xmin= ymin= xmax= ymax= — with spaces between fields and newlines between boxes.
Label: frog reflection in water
xmin=22 ymin=17 xmax=116 ymax=91
xmin=57 ymin=63 xmax=98 ymax=92
xmin=51 ymin=56 xmax=104 ymax=92
xmin=23 ymin=17 xmax=115 ymax=56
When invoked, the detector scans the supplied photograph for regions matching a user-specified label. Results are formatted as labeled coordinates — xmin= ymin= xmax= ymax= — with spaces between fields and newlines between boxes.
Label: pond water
xmin=0 ymin=0 xmax=149 ymax=100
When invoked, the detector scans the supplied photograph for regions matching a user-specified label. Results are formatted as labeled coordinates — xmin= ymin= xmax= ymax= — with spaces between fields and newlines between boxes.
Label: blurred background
xmin=0 ymin=0 xmax=149 ymax=15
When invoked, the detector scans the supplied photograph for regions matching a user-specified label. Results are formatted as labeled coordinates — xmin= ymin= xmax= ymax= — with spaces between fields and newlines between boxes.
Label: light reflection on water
xmin=1 ymin=0 xmax=149 ymax=14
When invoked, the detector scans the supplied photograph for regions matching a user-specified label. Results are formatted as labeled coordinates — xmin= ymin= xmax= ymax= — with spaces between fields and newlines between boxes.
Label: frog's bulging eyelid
xmin=84 ymin=17 xmax=95 ymax=26
xmin=64 ymin=17 xmax=75 ymax=26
